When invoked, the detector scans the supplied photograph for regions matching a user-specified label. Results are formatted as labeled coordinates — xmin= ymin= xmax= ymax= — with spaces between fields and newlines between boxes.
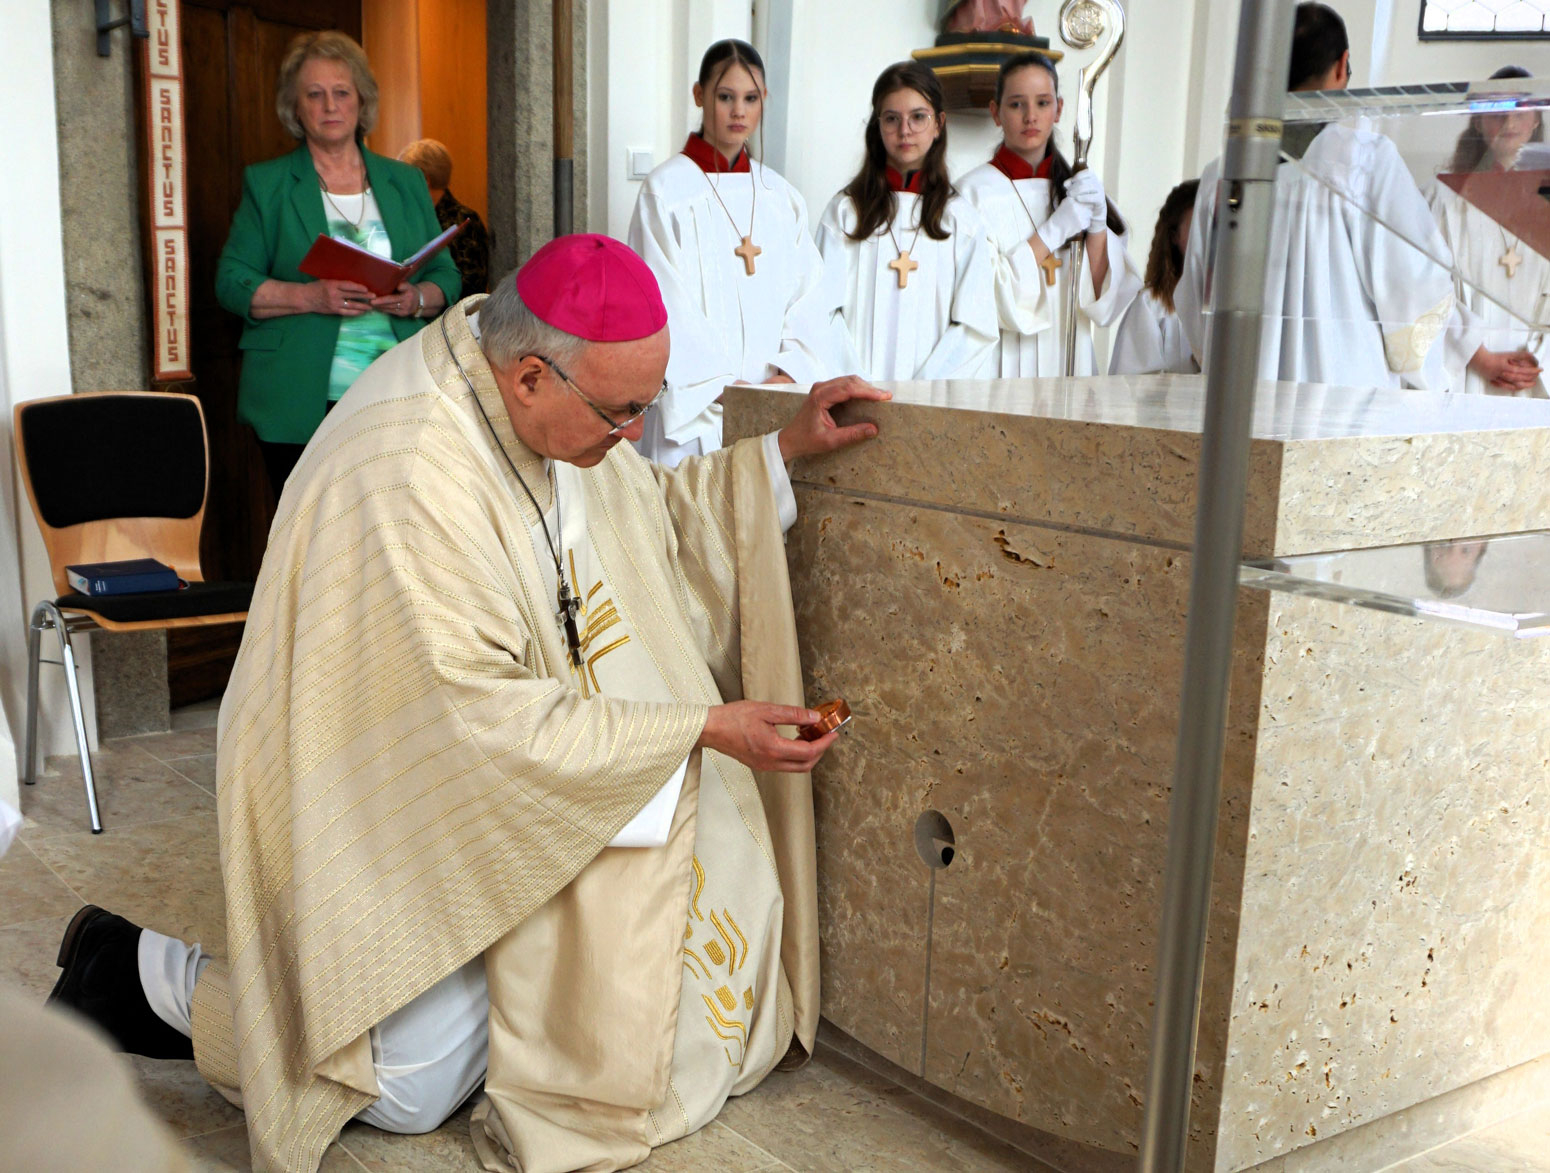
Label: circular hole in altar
xmin=914 ymin=810 xmax=956 ymax=870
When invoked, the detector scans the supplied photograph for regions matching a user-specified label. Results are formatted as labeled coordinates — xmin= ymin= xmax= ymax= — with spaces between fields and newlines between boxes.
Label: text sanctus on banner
xmin=142 ymin=0 xmax=192 ymax=381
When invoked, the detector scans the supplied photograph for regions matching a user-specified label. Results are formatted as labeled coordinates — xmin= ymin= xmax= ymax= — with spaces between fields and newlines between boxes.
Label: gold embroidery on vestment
xmin=710 ymin=910 xmax=737 ymax=973
xmin=563 ymin=555 xmax=631 ymax=698
xmin=690 ymin=856 xmax=706 ymax=921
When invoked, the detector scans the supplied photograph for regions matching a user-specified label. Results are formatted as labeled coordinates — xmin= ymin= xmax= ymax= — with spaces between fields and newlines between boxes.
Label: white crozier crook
xmin=1058 ymin=0 xmax=1125 ymax=376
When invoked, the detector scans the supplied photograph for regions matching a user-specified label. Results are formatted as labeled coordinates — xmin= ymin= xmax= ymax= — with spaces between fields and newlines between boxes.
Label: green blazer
xmin=215 ymin=145 xmax=462 ymax=444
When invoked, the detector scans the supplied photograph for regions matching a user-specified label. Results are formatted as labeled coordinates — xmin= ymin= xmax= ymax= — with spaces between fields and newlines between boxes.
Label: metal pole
xmin=552 ymin=0 xmax=574 ymax=238
xmin=1137 ymin=3 xmax=1293 ymax=1169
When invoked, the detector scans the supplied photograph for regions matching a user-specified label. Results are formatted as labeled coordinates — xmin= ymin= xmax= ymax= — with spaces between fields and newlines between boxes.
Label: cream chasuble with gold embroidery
xmin=196 ymin=298 xmax=818 ymax=1173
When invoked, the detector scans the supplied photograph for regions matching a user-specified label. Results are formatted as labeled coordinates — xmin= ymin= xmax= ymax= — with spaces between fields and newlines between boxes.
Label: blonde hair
xmin=274 ymin=31 xmax=378 ymax=141
xmin=398 ymin=139 xmax=453 ymax=189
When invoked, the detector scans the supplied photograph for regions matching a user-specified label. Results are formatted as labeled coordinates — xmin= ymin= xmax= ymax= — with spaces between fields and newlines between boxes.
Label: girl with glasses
xmin=815 ymin=61 xmax=997 ymax=381
xmin=957 ymin=51 xmax=1141 ymax=378
xmin=628 ymin=39 xmax=847 ymax=468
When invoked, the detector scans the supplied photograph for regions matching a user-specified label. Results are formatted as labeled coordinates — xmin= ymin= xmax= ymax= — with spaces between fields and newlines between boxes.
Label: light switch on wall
xmin=627 ymin=149 xmax=654 ymax=180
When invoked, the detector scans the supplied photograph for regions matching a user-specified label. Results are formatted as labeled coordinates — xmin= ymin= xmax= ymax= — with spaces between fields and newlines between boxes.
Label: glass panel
xmin=1195 ymin=76 xmax=1550 ymax=398
xmin=1241 ymin=531 xmax=1550 ymax=636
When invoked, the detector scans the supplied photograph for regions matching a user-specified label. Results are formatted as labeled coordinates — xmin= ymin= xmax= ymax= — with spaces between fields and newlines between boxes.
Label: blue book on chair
xmin=65 ymin=558 xmax=181 ymax=596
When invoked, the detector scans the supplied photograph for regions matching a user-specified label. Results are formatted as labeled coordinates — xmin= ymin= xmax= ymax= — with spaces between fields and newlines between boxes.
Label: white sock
xmin=136 ymin=928 xmax=209 ymax=1038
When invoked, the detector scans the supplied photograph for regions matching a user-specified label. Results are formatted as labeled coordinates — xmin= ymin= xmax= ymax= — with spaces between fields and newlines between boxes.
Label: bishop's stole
xmin=197 ymin=298 xmax=819 ymax=1171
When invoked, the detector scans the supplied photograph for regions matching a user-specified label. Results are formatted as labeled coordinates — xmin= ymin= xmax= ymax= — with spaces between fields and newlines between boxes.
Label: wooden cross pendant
xmin=889 ymin=250 xmax=919 ymax=289
xmin=734 ymin=235 xmax=761 ymax=276
xmin=1500 ymin=244 xmax=1523 ymax=280
xmin=1038 ymin=250 xmax=1063 ymax=287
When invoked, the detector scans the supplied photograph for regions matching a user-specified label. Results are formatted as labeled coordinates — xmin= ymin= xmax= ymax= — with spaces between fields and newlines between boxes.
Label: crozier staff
xmin=629 ymin=39 xmax=847 ymax=468
xmin=48 ymin=235 xmax=888 ymax=1173
xmin=816 ymin=61 xmax=998 ymax=381
xmin=216 ymin=30 xmax=460 ymax=497
xmin=957 ymin=51 xmax=1141 ymax=377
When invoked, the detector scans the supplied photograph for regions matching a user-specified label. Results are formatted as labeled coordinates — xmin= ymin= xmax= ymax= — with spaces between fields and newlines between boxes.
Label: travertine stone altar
xmin=725 ymin=375 xmax=1550 ymax=1172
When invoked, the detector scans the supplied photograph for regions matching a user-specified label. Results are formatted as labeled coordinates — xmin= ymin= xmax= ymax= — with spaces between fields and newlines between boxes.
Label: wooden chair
xmin=14 ymin=391 xmax=252 ymax=833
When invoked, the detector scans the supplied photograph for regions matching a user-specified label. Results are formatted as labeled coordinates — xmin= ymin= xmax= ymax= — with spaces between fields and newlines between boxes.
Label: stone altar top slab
xmin=725 ymin=377 xmax=1550 ymax=557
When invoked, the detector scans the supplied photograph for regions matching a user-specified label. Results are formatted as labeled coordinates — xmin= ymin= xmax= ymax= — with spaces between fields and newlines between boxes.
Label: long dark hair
xmin=696 ymin=39 xmax=765 ymax=137
xmin=1288 ymin=3 xmax=1347 ymax=90
xmin=994 ymin=52 xmax=1125 ymax=235
xmin=1143 ymin=179 xmax=1199 ymax=311
xmin=698 ymin=38 xmax=764 ymax=94
xmin=842 ymin=62 xmax=953 ymax=242
xmin=1447 ymin=65 xmax=1542 ymax=173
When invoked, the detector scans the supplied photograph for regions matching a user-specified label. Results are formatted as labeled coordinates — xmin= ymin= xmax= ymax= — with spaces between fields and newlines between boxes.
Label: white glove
xmin=1036 ymin=194 xmax=1090 ymax=252
xmin=1066 ymin=169 xmax=1110 ymax=231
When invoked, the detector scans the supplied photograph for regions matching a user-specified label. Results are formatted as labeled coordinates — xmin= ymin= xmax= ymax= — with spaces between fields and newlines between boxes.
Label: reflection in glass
xmin=1242 ymin=532 xmax=1550 ymax=637
xmin=1427 ymin=66 xmax=1548 ymax=398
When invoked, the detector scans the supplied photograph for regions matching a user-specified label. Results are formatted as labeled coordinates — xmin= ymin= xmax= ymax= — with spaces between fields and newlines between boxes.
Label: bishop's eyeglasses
xmin=530 ymin=354 xmax=666 ymax=436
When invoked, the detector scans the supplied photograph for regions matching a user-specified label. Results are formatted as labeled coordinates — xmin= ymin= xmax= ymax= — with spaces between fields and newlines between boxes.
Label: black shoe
xmin=46 ymin=905 xmax=194 ymax=1061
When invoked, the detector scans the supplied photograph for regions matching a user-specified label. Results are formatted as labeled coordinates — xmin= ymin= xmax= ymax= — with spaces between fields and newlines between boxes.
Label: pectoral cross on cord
xmin=703 ymin=170 xmax=759 ymax=277
xmin=1500 ymin=242 xmax=1523 ymax=280
xmin=886 ymin=220 xmax=923 ymax=290
xmin=1003 ymin=171 xmax=1062 ymax=287
xmin=734 ymin=235 xmax=762 ymax=276
xmin=449 ymin=312 xmax=585 ymax=669
xmin=557 ymin=579 xmax=583 ymax=668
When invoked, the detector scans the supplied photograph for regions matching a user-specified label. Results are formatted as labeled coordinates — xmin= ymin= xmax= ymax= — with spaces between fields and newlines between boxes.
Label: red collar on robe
xmin=681 ymin=133 xmax=750 ymax=174
xmin=991 ymin=145 xmax=1054 ymax=181
xmin=884 ymin=167 xmax=925 ymax=193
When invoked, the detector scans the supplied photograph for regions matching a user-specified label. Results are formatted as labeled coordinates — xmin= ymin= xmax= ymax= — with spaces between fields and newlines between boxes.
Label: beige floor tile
xmin=132 ymin=1055 xmax=246 ymax=1141
xmin=184 ymin=1124 xmax=364 ymax=1171
xmin=716 ymin=1049 xmax=1031 ymax=1173
xmin=0 ymin=913 xmax=77 ymax=1000
xmin=340 ymin=1100 xmax=481 ymax=1171
xmin=171 ymin=700 xmax=222 ymax=732
xmin=20 ymin=744 xmax=214 ymax=840
xmin=130 ymin=726 xmax=219 ymax=763
xmin=166 ymin=753 xmax=218 ymax=794
xmin=636 ymin=1121 xmax=786 ymax=1172
xmin=1389 ymin=1102 xmax=1550 ymax=1172
xmin=343 ymin=1105 xmax=788 ymax=1173
xmin=0 ymin=839 xmax=84 ymax=927
xmin=27 ymin=813 xmax=226 ymax=947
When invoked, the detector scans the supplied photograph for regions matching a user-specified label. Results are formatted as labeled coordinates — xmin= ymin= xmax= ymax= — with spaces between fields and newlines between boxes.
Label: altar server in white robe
xmin=817 ymin=61 xmax=997 ymax=381
xmin=1426 ymin=65 xmax=1545 ymax=397
xmin=1176 ymin=3 xmax=1455 ymax=389
xmin=629 ymin=40 xmax=846 ymax=466
xmin=1110 ymin=179 xmax=1201 ymax=375
xmin=958 ymin=51 xmax=1142 ymax=377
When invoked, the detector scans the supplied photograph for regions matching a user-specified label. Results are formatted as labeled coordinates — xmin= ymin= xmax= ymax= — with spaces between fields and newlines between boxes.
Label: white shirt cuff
xmin=761 ymin=430 xmax=798 ymax=533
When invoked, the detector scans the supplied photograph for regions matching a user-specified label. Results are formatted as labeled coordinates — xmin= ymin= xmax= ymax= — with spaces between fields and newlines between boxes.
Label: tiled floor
xmin=4 ymin=726 xmax=1548 ymax=1172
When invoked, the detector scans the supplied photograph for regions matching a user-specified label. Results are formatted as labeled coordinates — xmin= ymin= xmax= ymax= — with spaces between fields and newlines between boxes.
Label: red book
xmin=298 ymin=220 xmax=465 ymax=296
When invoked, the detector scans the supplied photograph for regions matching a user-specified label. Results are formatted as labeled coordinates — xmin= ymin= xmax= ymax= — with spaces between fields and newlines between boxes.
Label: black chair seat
xmin=56 ymin=580 xmax=253 ymax=624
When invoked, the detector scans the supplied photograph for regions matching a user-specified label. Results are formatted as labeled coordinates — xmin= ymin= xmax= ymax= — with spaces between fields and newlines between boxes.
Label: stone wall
xmin=51 ymin=5 xmax=169 ymax=739
xmin=488 ymin=0 xmax=589 ymax=279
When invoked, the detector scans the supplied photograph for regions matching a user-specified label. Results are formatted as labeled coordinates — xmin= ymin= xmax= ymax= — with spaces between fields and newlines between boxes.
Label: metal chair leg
xmin=24 ymin=603 xmax=44 ymax=787
xmin=37 ymin=602 xmax=104 ymax=834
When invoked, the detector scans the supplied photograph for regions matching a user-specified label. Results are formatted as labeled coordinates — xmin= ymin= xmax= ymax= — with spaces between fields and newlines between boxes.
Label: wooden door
xmin=160 ymin=0 xmax=359 ymax=702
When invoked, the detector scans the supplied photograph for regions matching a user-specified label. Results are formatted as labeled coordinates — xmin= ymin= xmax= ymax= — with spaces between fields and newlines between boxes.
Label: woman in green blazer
xmin=216 ymin=31 xmax=461 ymax=495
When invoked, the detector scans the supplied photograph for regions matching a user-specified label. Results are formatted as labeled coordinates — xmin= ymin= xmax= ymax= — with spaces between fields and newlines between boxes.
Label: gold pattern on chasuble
xmin=566 ymin=551 xmax=632 ymax=698
xmin=680 ymin=854 xmax=756 ymax=1066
